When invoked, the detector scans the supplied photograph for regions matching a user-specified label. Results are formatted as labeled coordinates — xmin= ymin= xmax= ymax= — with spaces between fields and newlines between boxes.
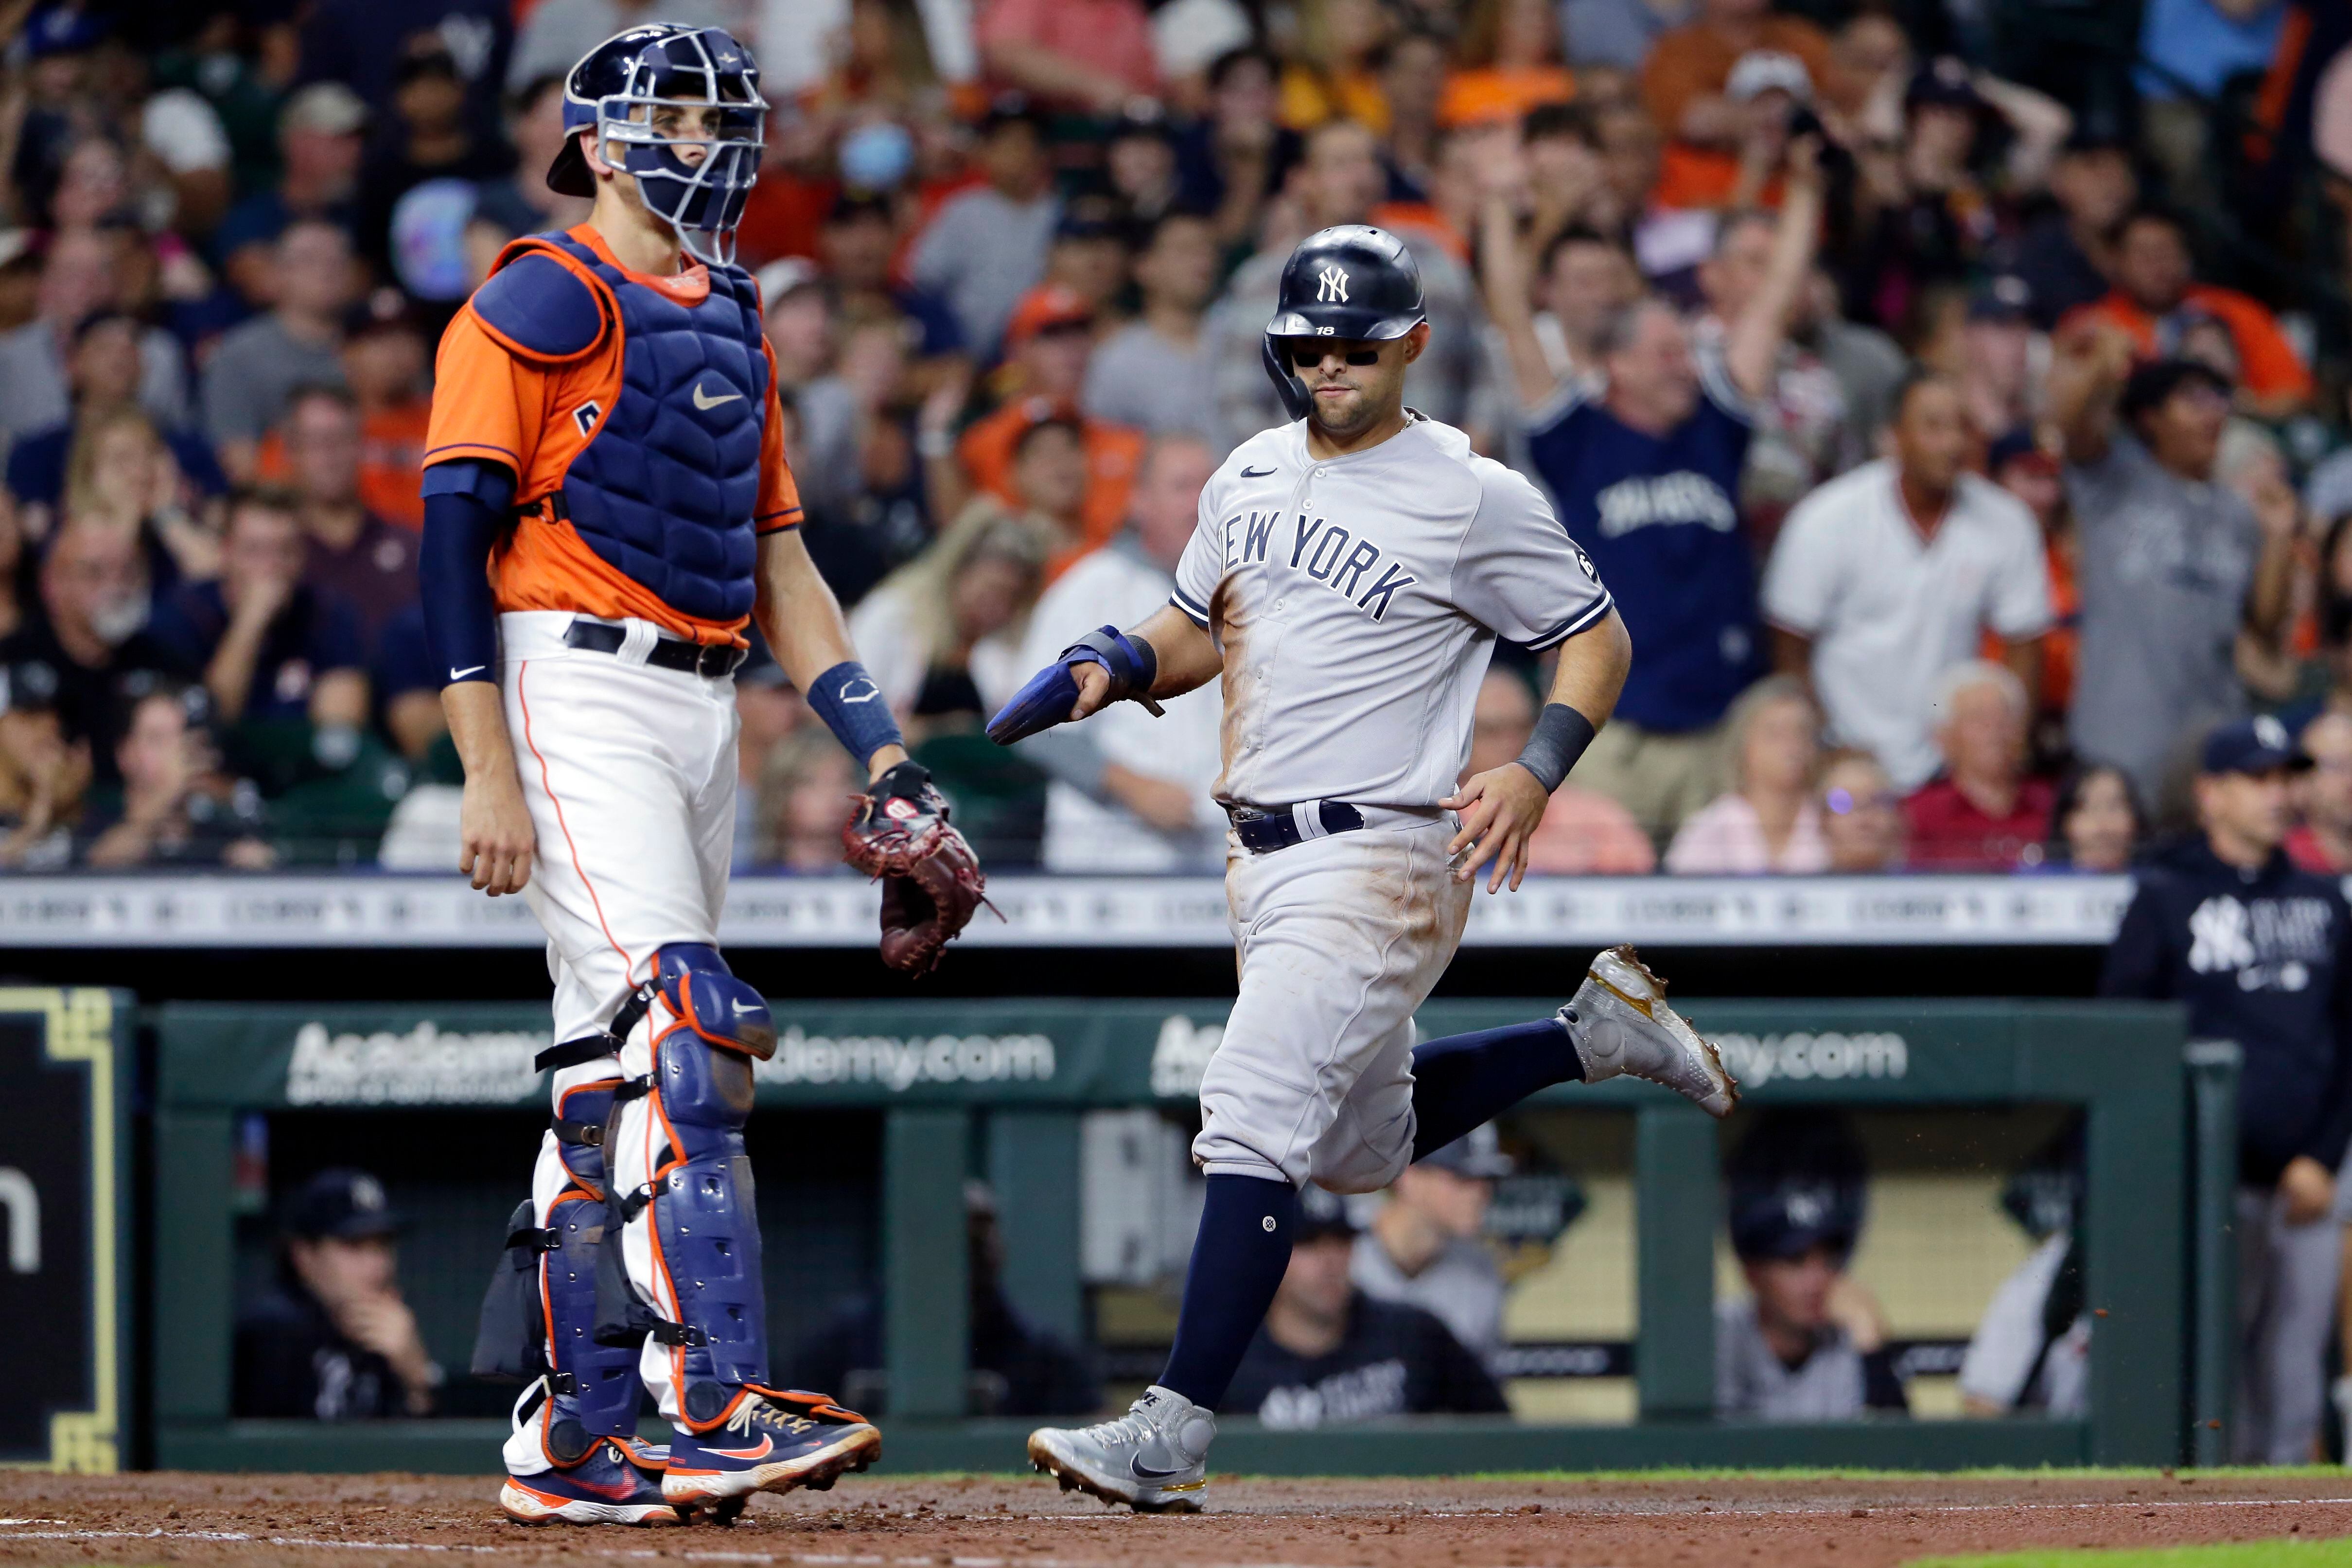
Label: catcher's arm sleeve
xmin=421 ymin=459 xmax=514 ymax=687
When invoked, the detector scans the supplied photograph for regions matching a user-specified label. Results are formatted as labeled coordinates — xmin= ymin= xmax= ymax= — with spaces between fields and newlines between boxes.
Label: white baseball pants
xmin=1193 ymin=810 xmax=1473 ymax=1192
xmin=502 ymin=611 xmax=741 ymax=1429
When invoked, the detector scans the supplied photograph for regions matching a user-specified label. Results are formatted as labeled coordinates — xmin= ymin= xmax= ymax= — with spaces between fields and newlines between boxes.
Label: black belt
xmin=1227 ymin=800 xmax=1366 ymax=854
xmin=563 ymin=618 xmax=746 ymax=678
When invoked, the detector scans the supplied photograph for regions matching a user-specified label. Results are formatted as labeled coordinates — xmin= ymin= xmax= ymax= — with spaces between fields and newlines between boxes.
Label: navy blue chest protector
xmin=536 ymin=233 xmax=770 ymax=624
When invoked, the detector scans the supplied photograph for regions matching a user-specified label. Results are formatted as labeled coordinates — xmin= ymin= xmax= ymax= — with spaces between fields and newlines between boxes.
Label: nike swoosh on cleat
xmin=1240 ymin=465 xmax=1277 ymax=477
xmin=706 ymin=1437 xmax=773 ymax=1461
xmin=1130 ymin=1457 xmax=1193 ymax=1480
xmin=693 ymin=382 xmax=745 ymax=410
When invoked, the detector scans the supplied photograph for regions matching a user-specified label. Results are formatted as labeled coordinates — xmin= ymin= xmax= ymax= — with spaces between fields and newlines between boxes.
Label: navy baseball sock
xmin=1408 ymin=1017 xmax=1584 ymax=1159
xmin=1156 ymin=1173 xmax=1299 ymax=1410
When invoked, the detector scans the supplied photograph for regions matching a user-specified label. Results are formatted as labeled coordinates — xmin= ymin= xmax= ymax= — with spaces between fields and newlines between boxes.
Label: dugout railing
xmin=131 ymin=996 xmax=2233 ymax=1475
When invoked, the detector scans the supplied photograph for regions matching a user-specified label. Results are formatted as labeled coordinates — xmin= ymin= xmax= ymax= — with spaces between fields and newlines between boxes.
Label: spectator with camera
xmin=80 ymin=682 xmax=271 ymax=869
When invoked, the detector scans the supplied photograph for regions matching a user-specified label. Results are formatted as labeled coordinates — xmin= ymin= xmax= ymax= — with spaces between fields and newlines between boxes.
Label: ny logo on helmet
xmin=1316 ymin=265 xmax=1349 ymax=303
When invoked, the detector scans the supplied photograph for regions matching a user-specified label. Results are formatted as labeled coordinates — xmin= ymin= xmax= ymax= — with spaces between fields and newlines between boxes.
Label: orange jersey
xmin=2061 ymin=286 xmax=2313 ymax=404
xmin=423 ymin=224 xmax=802 ymax=646
xmin=957 ymin=396 xmax=1143 ymax=562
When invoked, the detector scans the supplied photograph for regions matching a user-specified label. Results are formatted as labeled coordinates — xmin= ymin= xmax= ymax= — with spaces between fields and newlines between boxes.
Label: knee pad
xmin=655 ymin=943 xmax=777 ymax=1060
xmin=647 ymin=1026 xmax=770 ymax=1422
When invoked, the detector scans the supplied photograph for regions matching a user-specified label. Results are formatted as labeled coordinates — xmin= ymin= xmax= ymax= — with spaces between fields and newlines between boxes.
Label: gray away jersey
xmin=1173 ymin=413 xmax=1613 ymax=809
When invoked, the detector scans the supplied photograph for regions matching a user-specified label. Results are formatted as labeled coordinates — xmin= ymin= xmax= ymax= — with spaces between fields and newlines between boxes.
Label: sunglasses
xmin=1289 ymin=344 xmax=1382 ymax=368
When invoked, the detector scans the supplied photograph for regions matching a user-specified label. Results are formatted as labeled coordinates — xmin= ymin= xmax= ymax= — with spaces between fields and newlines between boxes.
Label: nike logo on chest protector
xmin=693 ymin=381 xmax=744 ymax=411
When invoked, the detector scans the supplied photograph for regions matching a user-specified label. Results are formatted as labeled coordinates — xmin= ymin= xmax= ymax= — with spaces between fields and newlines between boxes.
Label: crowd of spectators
xmin=9 ymin=0 xmax=2352 ymax=875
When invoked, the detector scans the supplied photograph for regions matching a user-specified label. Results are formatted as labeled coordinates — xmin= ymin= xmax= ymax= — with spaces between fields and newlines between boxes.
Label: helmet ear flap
xmin=1262 ymin=334 xmax=1311 ymax=423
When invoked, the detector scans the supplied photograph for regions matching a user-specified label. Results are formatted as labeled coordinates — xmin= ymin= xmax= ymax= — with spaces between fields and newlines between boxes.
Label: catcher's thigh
xmin=1193 ymin=817 xmax=1471 ymax=1189
xmin=499 ymin=612 xmax=739 ymax=1063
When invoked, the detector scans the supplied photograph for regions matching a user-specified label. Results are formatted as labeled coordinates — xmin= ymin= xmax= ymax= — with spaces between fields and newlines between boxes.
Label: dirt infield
xmin=4 ymin=1470 xmax=2352 ymax=1568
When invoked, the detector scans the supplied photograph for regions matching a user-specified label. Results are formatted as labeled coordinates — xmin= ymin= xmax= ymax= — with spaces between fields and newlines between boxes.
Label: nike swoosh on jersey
xmin=1240 ymin=465 xmax=1278 ymax=477
xmin=449 ymin=665 xmax=486 ymax=680
xmin=693 ymin=382 xmax=745 ymax=410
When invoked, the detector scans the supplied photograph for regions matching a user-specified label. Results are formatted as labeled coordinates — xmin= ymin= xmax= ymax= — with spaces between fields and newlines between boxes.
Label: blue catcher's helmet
xmin=548 ymin=24 xmax=768 ymax=266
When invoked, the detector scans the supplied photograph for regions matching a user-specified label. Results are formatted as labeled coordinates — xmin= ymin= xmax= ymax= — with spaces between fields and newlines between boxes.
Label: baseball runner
xmin=991 ymin=226 xmax=1739 ymax=1511
xmin=428 ymin=26 xmax=982 ymax=1527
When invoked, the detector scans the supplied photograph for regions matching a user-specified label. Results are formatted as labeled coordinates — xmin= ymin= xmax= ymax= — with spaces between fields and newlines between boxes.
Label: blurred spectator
xmin=1352 ymin=1126 xmax=1513 ymax=1376
xmin=1017 ymin=435 xmax=1222 ymax=871
xmin=1440 ymin=0 xmax=1576 ymax=129
xmin=1798 ymin=268 xmax=1907 ymax=454
xmin=298 ymin=0 xmax=513 ymax=141
xmin=2051 ymin=340 xmax=2293 ymax=810
xmin=1718 ymin=1109 xmax=1905 ymax=1420
xmin=950 ymin=286 xmax=1144 ymax=552
xmin=1209 ymin=119 xmax=1497 ymax=453
xmin=337 ymin=296 xmax=435 ymax=531
xmin=978 ymin=0 xmax=1159 ymax=112
xmin=784 ymin=1181 xmax=1099 ymax=1416
xmin=0 ymin=495 xmax=23 ymax=641
xmin=1903 ymin=661 xmax=2052 ymax=872
xmin=509 ymin=0 xmax=729 ymax=96
xmin=908 ymin=101 xmax=1060 ymax=357
xmin=2289 ymin=714 xmax=2352 ymax=875
xmin=1524 ymin=227 xmax=1643 ymax=385
xmin=80 ymin=683 xmax=271 ymax=869
xmin=1484 ymin=135 xmax=1821 ymax=840
xmin=283 ymin=385 xmax=418 ymax=658
xmin=1043 ymin=202 xmax=1134 ymax=318
xmin=1639 ymin=0 xmax=1833 ymax=212
xmin=1173 ymin=48 xmax=1299 ymax=248
xmin=2006 ymin=132 xmax=2137 ymax=332
xmin=1377 ymin=28 xmax=1451 ymax=192
xmin=0 ymin=665 xmax=89 ymax=870
xmin=202 ymin=220 xmax=356 ymax=482
xmin=2063 ymin=208 xmax=2312 ymax=420
xmin=357 ymin=34 xmax=516 ymax=288
xmin=6 ymin=311 xmax=227 ymax=529
xmin=0 ymin=519 xmax=189 ymax=785
xmin=1103 ymin=107 xmax=1184 ymax=235
xmin=1517 ymin=105 xmax=1622 ymax=261
xmin=2136 ymin=0 xmax=2287 ymax=216
xmin=848 ymin=506 xmax=1052 ymax=732
xmin=212 ymin=83 xmax=369 ymax=300
xmin=1696 ymin=208 xmax=1856 ymax=541
xmin=1082 ymin=211 xmax=1221 ymax=441
xmin=152 ymin=491 xmax=369 ymax=732
xmin=1467 ymin=667 xmax=1654 ymax=873
xmin=61 ymin=406 xmax=219 ymax=593
xmin=1152 ymin=0 xmax=1255 ymax=108
xmin=1665 ymin=675 xmax=1826 ymax=874
xmin=818 ymin=193 xmax=967 ymax=376
xmin=1278 ymin=0 xmax=1393 ymax=131
xmin=370 ymin=602 xmax=447 ymax=766
xmin=1764 ymin=372 xmax=2049 ymax=790
xmin=233 ymin=1168 xmax=441 ymax=1419
xmin=0 ymin=229 xmax=190 ymax=457
xmin=757 ymin=728 xmax=862 ymax=871
xmin=472 ymin=73 xmax=593 ymax=240
xmin=2048 ymin=761 xmax=2143 ymax=874
xmin=1960 ymin=1121 xmax=2089 ymax=1418
xmin=1820 ymin=748 xmax=1905 ymax=872
xmin=731 ymin=651 xmax=808 ymax=870
xmin=1224 ymin=1186 xmax=1509 ymax=1427
xmin=1987 ymin=429 xmax=2078 ymax=734
xmin=2103 ymin=716 xmax=2352 ymax=1464
xmin=1564 ymin=0 xmax=1695 ymax=73
xmin=1955 ymin=278 xmax=2036 ymax=449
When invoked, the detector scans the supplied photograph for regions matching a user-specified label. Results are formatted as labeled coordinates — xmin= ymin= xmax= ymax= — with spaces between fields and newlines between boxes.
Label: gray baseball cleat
xmin=1027 ymin=1385 xmax=1215 ymax=1513
xmin=1562 ymin=945 xmax=1739 ymax=1117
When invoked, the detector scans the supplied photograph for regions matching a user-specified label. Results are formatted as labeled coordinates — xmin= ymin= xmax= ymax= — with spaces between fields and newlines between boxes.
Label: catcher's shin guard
xmin=632 ymin=944 xmax=775 ymax=1428
xmin=544 ymin=1083 xmax=644 ymax=1447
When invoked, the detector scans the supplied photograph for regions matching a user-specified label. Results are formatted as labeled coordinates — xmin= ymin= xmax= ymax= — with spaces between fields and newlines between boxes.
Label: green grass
xmin=1909 ymin=1539 xmax=2352 ymax=1567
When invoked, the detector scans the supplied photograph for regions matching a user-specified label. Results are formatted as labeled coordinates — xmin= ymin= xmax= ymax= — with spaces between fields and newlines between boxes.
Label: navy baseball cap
xmin=1418 ymin=1122 xmax=1515 ymax=1180
xmin=282 ymin=1168 xmax=407 ymax=1240
xmin=1295 ymin=1184 xmax=1359 ymax=1241
xmin=2201 ymin=714 xmax=2311 ymax=777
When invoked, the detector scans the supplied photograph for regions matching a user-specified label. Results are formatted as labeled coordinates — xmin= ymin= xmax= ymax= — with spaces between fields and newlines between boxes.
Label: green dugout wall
xmin=150 ymin=998 xmax=2220 ymax=1474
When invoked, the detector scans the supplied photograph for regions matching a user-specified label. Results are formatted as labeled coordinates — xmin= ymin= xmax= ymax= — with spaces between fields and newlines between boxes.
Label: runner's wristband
xmin=1514 ymin=704 xmax=1597 ymax=793
xmin=807 ymin=660 xmax=904 ymax=768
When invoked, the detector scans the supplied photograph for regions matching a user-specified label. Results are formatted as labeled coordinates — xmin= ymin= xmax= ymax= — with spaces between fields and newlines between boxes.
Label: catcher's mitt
xmin=842 ymin=760 xmax=987 ymax=974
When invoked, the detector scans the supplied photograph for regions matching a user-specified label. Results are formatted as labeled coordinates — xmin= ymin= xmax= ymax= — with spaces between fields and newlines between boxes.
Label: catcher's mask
xmin=549 ymin=24 xmax=768 ymax=267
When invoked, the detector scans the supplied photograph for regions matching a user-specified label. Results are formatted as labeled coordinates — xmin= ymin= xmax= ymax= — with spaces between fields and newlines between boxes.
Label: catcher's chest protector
xmin=517 ymin=232 xmax=771 ymax=623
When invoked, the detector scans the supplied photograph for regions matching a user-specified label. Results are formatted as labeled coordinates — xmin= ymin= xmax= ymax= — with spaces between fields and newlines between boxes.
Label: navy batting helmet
xmin=548 ymin=24 xmax=768 ymax=266
xmin=1260 ymin=225 xmax=1427 ymax=422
